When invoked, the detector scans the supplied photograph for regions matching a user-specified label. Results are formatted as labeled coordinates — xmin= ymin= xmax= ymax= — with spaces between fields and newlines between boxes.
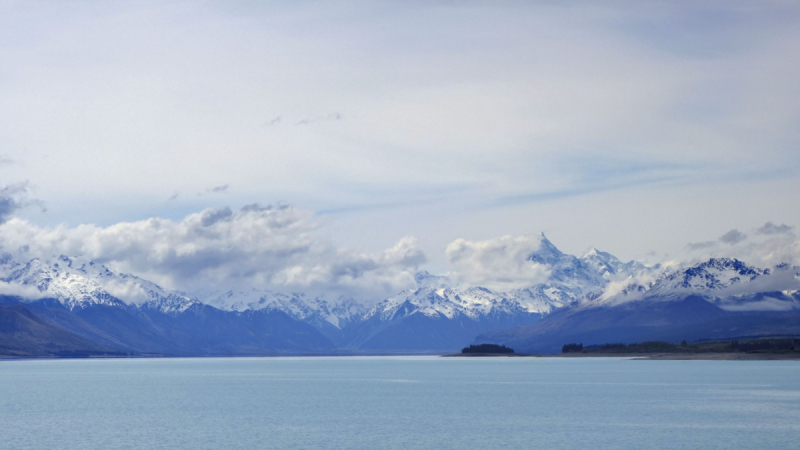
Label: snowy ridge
xmin=580 ymin=248 xmax=647 ymax=280
xmin=3 ymin=234 xmax=799 ymax=352
xmin=206 ymin=235 xmax=643 ymax=327
xmin=360 ymin=235 xmax=620 ymax=324
xmin=12 ymin=237 xmax=797 ymax=339
xmin=364 ymin=283 xmax=581 ymax=323
xmin=202 ymin=289 xmax=366 ymax=330
xmin=589 ymin=258 xmax=800 ymax=310
xmin=1 ymin=254 xmax=198 ymax=313
xmin=3 ymin=256 xmax=126 ymax=310
xmin=527 ymin=234 xmax=606 ymax=286
xmin=0 ymin=235 xmax=644 ymax=327
xmin=656 ymin=258 xmax=769 ymax=291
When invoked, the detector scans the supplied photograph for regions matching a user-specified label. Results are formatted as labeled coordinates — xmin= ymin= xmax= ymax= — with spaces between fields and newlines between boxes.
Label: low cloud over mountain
xmin=0 ymin=204 xmax=425 ymax=300
xmin=685 ymin=222 xmax=800 ymax=268
xmin=445 ymin=235 xmax=553 ymax=290
xmin=0 ymin=198 xmax=798 ymax=305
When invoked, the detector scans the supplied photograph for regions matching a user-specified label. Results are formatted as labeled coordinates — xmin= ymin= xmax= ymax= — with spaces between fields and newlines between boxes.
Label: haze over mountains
xmin=1 ymin=233 xmax=799 ymax=356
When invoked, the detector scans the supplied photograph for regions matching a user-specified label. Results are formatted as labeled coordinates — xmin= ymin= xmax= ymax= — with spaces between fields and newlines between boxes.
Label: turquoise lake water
xmin=1 ymin=356 xmax=799 ymax=449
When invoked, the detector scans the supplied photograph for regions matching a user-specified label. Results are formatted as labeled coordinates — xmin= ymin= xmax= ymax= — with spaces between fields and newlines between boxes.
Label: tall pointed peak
xmin=541 ymin=235 xmax=562 ymax=254
xmin=527 ymin=233 xmax=564 ymax=265
xmin=536 ymin=232 xmax=557 ymax=249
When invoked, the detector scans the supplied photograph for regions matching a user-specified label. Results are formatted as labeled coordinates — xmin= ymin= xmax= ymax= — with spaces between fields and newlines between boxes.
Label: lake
xmin=1 ymin=356 xmax=798 ymax=449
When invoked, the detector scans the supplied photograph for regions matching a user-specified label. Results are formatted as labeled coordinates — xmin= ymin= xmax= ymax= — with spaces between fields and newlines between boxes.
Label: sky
xmin=1 ymin=1 xmax=799 ymax=299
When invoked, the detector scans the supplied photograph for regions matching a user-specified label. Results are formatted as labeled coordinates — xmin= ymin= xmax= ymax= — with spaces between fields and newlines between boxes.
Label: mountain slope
xmin=202 ymin=290 xmax=366 ymax=342
xmin=137 ymin=304 xmax=336 ymax=355
xmin=335 ymin=286 xmax=560 ymax=350
xmin=0 ymin=303 xmax=117 ymax=357
xmin=476 ymin=295 xmax=728 ymax=353
xmin=0 ymin=255 xmax=337 ymax=355
xmin=580 ymin=248 xmax=647 ymax=280
xmin=0 ymin=295 xmax=336 ymax=356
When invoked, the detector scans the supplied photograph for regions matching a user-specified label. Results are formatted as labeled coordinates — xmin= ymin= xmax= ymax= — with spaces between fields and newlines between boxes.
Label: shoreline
xmin=4 ymin=351 xmax=799 ymax=362
xmin=0 ymin=351 xmax=451 ymax=361
xmin=445 ymin=352 xmax=800 ymax=360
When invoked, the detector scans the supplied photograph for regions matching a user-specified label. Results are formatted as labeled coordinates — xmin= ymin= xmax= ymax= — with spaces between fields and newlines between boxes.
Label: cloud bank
xmin=1 ymin=191 xmax=797 ymax=303
xmin=445 ymin=235 xmax=551 ymax=290
xmin=0 ymin=204 xmax=425 ymax=301
xmin=0 ymin=280 xmax=46 ymax=300
xmin=686 ymin=222 xmax=800 ymax=267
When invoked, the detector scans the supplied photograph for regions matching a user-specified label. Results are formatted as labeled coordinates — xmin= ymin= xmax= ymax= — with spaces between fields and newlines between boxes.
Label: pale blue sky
xmin=1 ymin=0 xmax=799 ymax=282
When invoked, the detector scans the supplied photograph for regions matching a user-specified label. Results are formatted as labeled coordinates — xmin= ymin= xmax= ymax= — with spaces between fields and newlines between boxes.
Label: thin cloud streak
xmin=487 ymin=175 xmax=684 ymax=209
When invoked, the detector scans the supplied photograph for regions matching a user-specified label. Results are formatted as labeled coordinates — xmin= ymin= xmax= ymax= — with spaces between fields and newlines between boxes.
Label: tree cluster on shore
xmin=729 ymin=339 xmax=799 ymax=352
xmin=561 ymin=343 xmax=583 ymax=353
xmin=566 ymin=338 xmax=800 ymax=354
xmin=461 ymin=344 xmax=515 ymax=354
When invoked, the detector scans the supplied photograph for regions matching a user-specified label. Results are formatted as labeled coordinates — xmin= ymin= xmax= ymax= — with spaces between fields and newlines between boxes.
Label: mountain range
xmin=477 ymin=258 xmax=800 ymax=353
xmin=1 ymin=234 xmax=798 ymax=356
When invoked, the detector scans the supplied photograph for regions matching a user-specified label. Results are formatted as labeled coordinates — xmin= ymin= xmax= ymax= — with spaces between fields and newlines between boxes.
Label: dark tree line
xmin=563 ymin=338 xmax=800 ymax=355
xmin=730 ymin=339 xmax=800 ymax=352
xmin=462 ymin=344 xmax=515 ymax=354
xmin=600 ymin=343 xmax=626 ymax=350
xmin=562 ymin=343 xmax=583 ymax=353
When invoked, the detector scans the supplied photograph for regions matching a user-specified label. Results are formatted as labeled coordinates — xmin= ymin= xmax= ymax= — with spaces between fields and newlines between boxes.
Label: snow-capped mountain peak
xmin=4 ymin=257 xmax=127 ymax=310
xmin=1 ymin=254 xmax=198 ymax=313
xmin=658 ymin=258 xmax=768 ymax=292
xmin=526 ymin=236 xmax=606 ymax=288
xmin=586 ymin=257 xmax=794 ymax=310
xmin=526 ymin=233 xmax=565 ymax=266
xmin=362 ymin=282 xmax=575 ymax=324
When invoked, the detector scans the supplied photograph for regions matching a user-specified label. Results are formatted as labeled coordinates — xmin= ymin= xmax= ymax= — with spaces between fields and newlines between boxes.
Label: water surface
xmin=1 ymin=356 xmax=798 ymax=449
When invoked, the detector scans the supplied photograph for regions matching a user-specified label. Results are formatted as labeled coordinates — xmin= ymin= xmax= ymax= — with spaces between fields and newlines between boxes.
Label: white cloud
xmin=0 ymin=280 xmax=45 ymax=300
xmin=445 ymin=235 xmax=551 ymax=290
xmin=595 ymin=271 xmax=661 ymax=305
xmin=99 ymin=278 xmax=154 ymax=306
xmin=715 ymin=266 xmax=800 ymax=297
xmin=685 ymin=222 xmax=800 ymax=267
xmin=716 ymin=297 xmax=799 ymax=312
xmin=0 ymin=204 xmax=425 ymax=301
